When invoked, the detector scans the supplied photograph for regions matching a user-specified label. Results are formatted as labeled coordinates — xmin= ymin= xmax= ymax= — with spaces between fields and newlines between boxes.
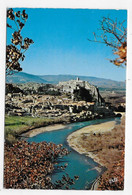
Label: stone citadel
xmin=58 ymin=77 xmax=104 ymax=103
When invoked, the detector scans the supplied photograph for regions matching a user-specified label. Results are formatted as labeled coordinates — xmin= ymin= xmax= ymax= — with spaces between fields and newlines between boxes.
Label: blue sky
xmin=7 ymin=8 xmax=127 ymax=81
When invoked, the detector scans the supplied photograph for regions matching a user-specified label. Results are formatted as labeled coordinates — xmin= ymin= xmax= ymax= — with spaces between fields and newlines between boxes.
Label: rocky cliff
xmin=58 ymin=77 xmax=104 ymax=103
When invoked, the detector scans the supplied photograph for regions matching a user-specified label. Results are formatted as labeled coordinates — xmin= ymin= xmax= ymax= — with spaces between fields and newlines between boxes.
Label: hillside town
xmin=5 ymin=78 xmax=120 ymax=123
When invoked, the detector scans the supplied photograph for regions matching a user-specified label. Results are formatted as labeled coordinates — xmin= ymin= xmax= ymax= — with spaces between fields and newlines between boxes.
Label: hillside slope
xmin=6 ymin=72 xmax=47 ymax=84
xmin=6 ymin=72 xmax=125 ymax=90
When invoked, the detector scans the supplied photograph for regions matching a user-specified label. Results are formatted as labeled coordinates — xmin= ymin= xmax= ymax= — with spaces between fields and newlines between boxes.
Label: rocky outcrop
xmin=58 ymin=77 xmax=104 ymax=103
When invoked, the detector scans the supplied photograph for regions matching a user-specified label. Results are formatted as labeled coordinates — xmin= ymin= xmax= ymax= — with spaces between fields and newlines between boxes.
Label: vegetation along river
xmin=27 ymin=117 xmax=121 ymax=190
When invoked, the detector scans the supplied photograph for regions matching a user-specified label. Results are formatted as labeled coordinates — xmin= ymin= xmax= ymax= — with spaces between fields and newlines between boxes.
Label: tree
xmin=88 ymin=17 xmax=127 ymax=67
xmin=6 ymin=8 xmax=34 ymax=75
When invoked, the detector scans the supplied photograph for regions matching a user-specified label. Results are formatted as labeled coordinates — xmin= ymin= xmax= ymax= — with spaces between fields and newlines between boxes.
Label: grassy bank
xmin=5 ymin=115 xmax=65 ymax=143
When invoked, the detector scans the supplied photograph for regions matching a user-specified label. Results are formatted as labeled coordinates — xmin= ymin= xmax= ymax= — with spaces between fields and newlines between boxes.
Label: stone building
xmin=58 ymin=77 xmax=104 ymax=103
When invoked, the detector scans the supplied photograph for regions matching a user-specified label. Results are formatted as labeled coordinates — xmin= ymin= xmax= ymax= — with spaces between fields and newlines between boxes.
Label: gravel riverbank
xmin=67 ymin=121 xmax=116 ymax=166
xmin=67 ymin=116 xmax=125 ymax=190
xmin=22 ymin=124 xmax=66 ymax=137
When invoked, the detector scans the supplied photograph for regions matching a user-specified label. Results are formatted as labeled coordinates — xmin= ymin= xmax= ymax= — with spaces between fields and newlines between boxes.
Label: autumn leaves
xmin=6 ymin=9 xmax=34 ymax=75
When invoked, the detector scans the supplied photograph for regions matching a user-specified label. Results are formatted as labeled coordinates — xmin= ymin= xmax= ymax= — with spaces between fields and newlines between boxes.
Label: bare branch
xmin=87 ymin=16 xmax=127 ymax=67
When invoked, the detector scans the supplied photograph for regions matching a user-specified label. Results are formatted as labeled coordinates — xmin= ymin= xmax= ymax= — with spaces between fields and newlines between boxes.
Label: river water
xmin=28 ymin=117 xmax=121 ymax=190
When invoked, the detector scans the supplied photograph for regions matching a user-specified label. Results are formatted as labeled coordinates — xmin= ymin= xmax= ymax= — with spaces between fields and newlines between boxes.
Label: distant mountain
xmin=39 ymin=74 xmax=126 ymax=89
xmin=6 ymin=72 xmax=126 ymax=90
xmin=6 ymin=72 xmax=47 ymax=84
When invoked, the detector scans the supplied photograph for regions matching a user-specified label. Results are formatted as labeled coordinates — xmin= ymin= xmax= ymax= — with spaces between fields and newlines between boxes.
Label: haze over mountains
xmin=6 ymin=72 xmax=126 ymax=90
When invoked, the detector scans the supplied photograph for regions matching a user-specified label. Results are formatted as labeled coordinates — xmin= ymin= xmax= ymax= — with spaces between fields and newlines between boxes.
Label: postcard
xmin=0 ymin=0 xmax=131 ymax=194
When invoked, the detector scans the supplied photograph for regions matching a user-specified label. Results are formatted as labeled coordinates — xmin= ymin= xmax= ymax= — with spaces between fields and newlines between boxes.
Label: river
xmin=27 ymin=117 xmax=121 ymax=190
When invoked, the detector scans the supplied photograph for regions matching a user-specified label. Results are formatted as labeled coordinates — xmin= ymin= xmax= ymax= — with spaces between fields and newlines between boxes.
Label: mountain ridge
xmin=6 ymin=72 xmax=126 ymax=90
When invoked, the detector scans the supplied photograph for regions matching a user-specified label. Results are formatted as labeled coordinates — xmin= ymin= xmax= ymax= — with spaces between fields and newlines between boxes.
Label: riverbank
xmin=5 ymin=114 xmax=117 ymax=143
xmin=21 ymin=116 xmax=118 ymax=139
xmin=67 ymin=115 xmax=125 ymax=190
xmin=21 ymin=117 xmax=118 ymax=139
xmin=5 ymin=115 xmax=67 ymax=143
xmin=22 ymin=124 xmax=66 ymax=137
xmin=67 ymin=121 xmax=116 ymax=166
